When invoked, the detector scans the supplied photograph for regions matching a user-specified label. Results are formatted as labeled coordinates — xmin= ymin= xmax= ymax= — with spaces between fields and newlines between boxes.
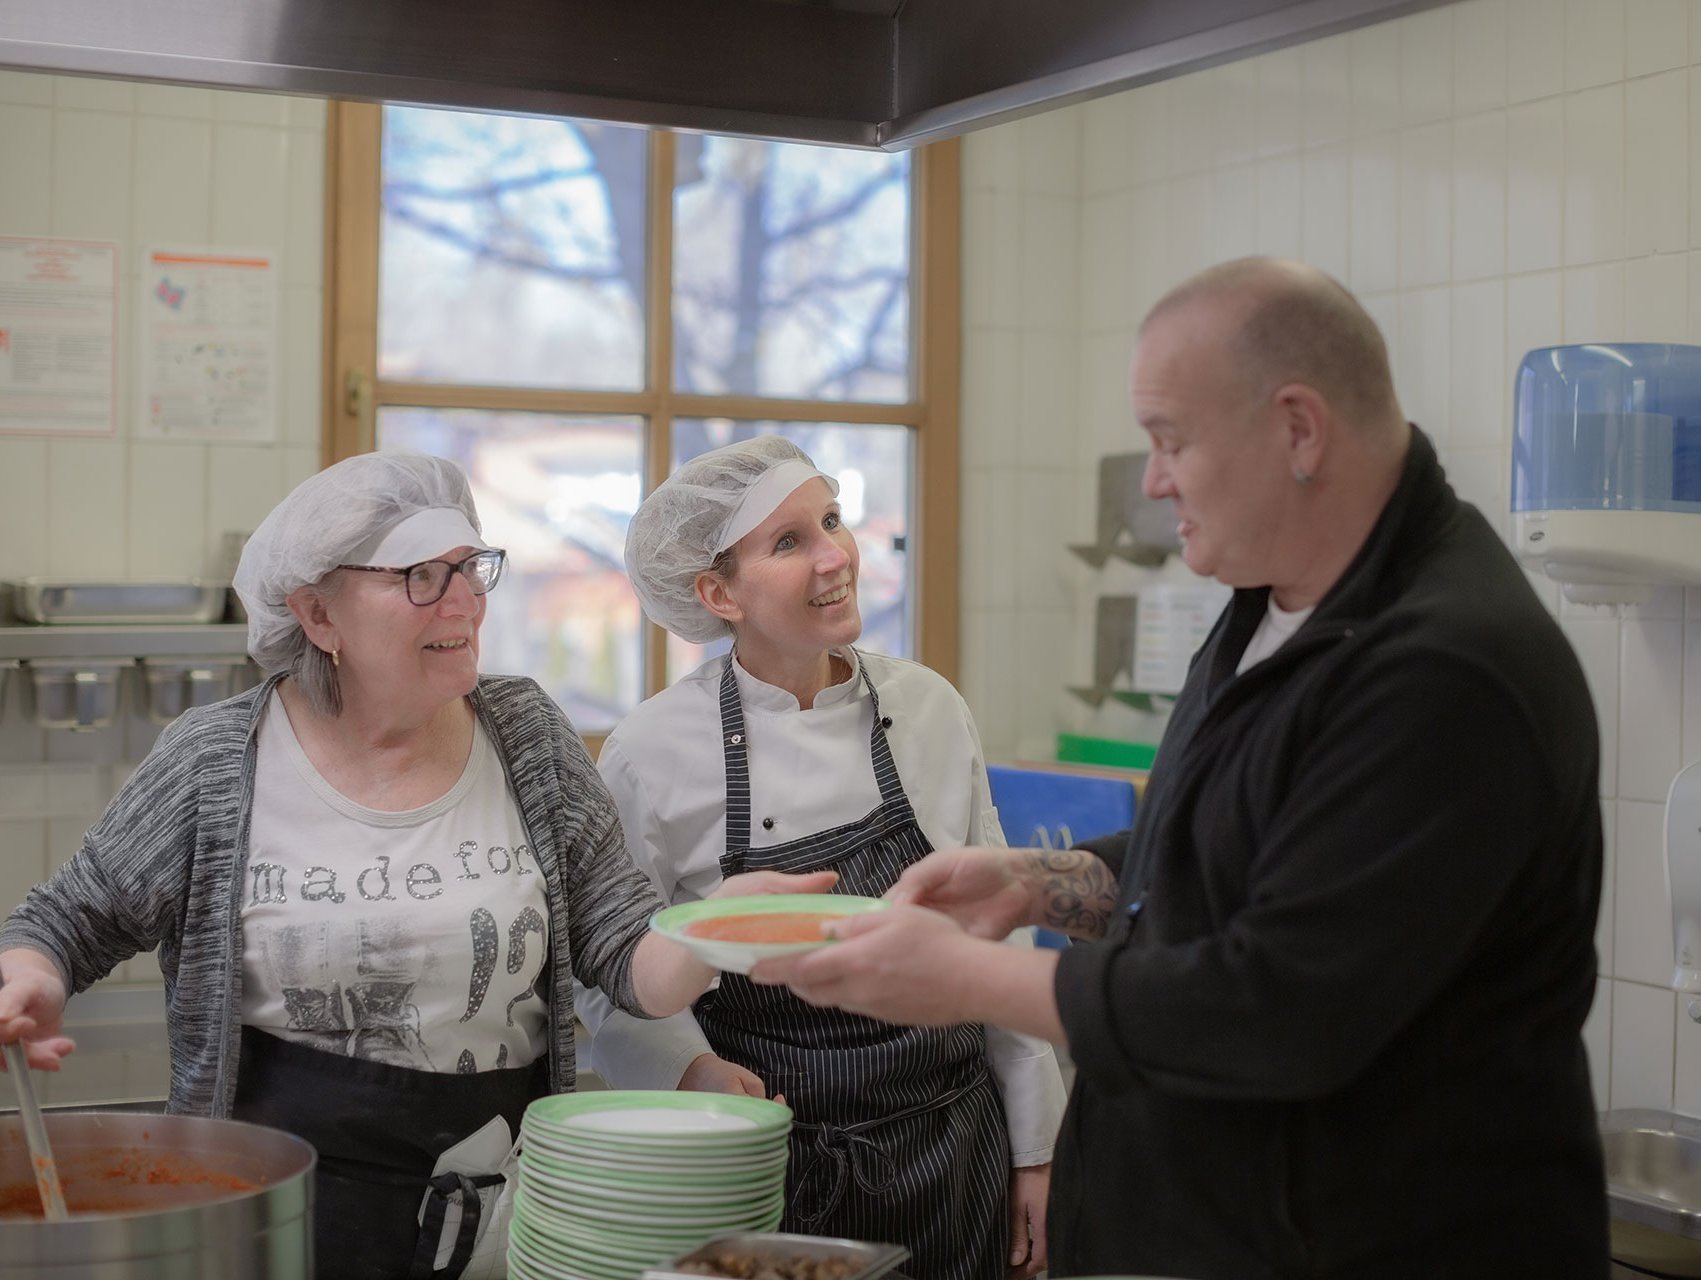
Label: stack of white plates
xmin=508 ymin=1090 xmax=791 ymax=1280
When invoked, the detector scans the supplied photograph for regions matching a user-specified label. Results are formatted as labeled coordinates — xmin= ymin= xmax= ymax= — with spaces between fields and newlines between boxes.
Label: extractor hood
xmin=0 ymin=0 xmax=1452 ymax=149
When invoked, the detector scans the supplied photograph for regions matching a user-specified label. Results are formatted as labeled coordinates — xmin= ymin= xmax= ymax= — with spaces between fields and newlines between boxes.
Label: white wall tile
xmin=51 ymin=111 xmax=132 ymax=242
xmin=1165 ymin=175 xmax=1214 ymax=280
xmin=1256 ymin=47 xmax=1303 ymax=159
xmin=1679 ymin=616 xmax=1701 ymax=765
xmin=1453 ymin=111 xmax=1507 ymax=281
xmin=1584 ymin=977 xmax=1612 ymax=1110
xmin=1211 ymin=61 xmax=1260 ymax=169
xmin=1400 ymin=7 xmax=1454 ymax=127
xmin=1209 ymin=166 xmax=1256 ymax=262
xmin=1508 ymin=0 xmax=1566 ymax=103
xmin=1349 ymin=22 xmax=1403 ymax=138
xmin=0 ymin=70 xmax=54 ymax=106
xmin=1617 ymin=800 xmax=1676 ymax=985
xmin=1564 ymin=86 xmax=1626 ymax=266
xmin=1395 ymin=287 xmax=1451 ymax=441
xmin=1169 ymin=72 xmax=1215 ymax=177
xmin=0 ymin=438 xmax=48 ymax=582
xmin=1563 ymin=262 xmax=1626 ymax=342
xmin=961 ymin=329 xmax=1021 ymax=470
xmin=1018 ymin=195 xmax=1079 ymax=333
xmin=1600 ymin=808 xmax=1618 ymax=986
xmin=1083 ymin=95 xmax=1135 ymax=197
xmin=1566 ymin=0 xmax=1628 ymax=91
xmin=285 ymin=126 xmax=326 ymax=289
xmin=1127 ymin=82 xmax=1171 ymax=186
xmin=53 ymin=76 xmax=134 ymax=114
xmin=1081 ymin=193 xmax=1133 ymax=333
xmin=0 ymin=104 xmax=53 ymax=233
xmin=1129 ymin=184 xmax=1172 ymax=320
xmin=1506 ymin=99 xmax=1565 ymax=273
xmin=280 ymin=445 xmax=320 ymax=494
xmin=1350 ymin=135 xmax=1400 ymax=294
xmin=962 ymin=126 xmax=1019 ymax=194
xmin=0 ymin=818 xmax=48 ymax=918
xmin=1254 ymin=159 xmax=1302 ymax=260
xmin=1079 ymin=329 xmax=1138 ymax=463
xmin=135 ymin=83 xmax=213 ymax=119
xmin=211 ymin=123 xmax=291 ymax=249
xmin=1302 ymin=33 xmax=1352 ymax=149
xmin=1453 ymin=0 xmax=1510 ymax=117
xmin=211 ymin=89 xmax=290 ymax=127
xmin=47 ymin=440 xmax=126 ymax=577
xmin=961 ymin=191 xmax=1021 ymax=326
xmin=1445 ymin=448 xmax=1504 ymax=531
xmin=205 ymin=446 xmax=287 ymax=559
xmin=1612 ymin=979 xmax=1676 ymax=1109
xmin=960 ymin=607 xmax=1017 ymax=759
xmin=1450 ymin=281 xmax=1506 ymax=451
xmin=1399 ymin=123 xmax=1452 ymax=287
xmin=1676 ymin=994 xmax=1701 ymax=1115
xmin=1507 ymin=271 xmax=1565 ymax=365
xmin=1627 ymin=0 xmax=1692 ymax=75
xmin=960 ymin=468 xmax=1018 ymax=613
xmin=1626 ymin=71 xmax=1689 ymax=258
xmin=1300 ymin=145 xmax=1350 ymax=282
xmin=1016 ymin=110 xmax=1081 ymax=197
xmin=132 ymin=115 xmax=212 ymax=248
xmin=286 ymin=96 xmax=327 ymax=131
xmin=1625 ymin=254 xmax=1688 ymax=341
xmin=1563 ymin=617 xmax=1622 ymax=796
xmin=1019 ymin=332 xmax=1079 ymax=470
xmin=126 ymin=443 xmax=208 ymax=577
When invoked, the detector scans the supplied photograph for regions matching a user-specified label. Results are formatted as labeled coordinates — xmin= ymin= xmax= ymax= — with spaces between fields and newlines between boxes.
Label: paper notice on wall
xmin=1132 ymin=581 xmax=1233 ymax=696
xmin=0 ymin=236 xmax=119 ymax=436
xmin=138 ymin=246 xmax=278 ymax=441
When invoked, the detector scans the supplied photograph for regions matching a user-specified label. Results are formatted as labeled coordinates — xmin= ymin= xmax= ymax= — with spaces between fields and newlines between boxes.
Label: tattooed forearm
xmin=1028 ymin=849 xmax=1118 ymax=940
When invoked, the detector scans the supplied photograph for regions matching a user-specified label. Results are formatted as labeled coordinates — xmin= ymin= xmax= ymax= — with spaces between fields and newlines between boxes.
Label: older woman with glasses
xmin=0 ymin=449 xmax=829 ymax=1279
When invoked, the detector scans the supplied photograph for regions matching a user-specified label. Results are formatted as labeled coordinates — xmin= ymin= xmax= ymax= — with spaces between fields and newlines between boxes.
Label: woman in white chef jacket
xmin=578 ymin=436 xmax=1066 ymax=1280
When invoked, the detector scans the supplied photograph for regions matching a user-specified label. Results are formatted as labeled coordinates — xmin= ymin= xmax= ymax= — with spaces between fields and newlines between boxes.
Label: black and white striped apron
xmin=692 ymin=655 xmax=1010 ymax=1280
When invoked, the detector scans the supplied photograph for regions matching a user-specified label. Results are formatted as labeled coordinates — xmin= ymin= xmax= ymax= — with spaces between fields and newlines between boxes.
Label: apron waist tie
xmin=790 ymin=1071 xmax=984 ymax=1229
xmin=410 ymin=1170 xmax=505 ymax=1280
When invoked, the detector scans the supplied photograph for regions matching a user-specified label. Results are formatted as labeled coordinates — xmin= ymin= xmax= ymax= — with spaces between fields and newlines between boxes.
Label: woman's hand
xmin=678 ymin=1052 xmax=783 ymax=1105
xmin=0 ymin=948 xmax=75 ymax=1071
xmin=1007 ymin=1163 xmax=1050 ymax=1279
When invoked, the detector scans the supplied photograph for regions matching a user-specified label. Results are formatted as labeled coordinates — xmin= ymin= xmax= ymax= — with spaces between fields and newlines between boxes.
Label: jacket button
xmin=881 ymin=716 xmax=893 ymax=728
xmin=762 ymin=817 xmax=775 ymax=830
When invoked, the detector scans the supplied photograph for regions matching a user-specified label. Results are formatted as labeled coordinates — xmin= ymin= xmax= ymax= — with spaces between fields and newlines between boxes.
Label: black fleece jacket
xmin=1050 ymin=428 xmax=1608 ymax=1279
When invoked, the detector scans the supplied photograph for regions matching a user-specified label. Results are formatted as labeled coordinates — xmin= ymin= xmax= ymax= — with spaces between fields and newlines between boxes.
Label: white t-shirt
xmin=240 ymin=692 xmax=548 ymax=1074
xmin=1236 ymin=595 xmax=1316 ymax=673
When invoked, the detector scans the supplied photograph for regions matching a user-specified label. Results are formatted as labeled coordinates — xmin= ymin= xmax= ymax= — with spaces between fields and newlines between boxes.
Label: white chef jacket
xmin=578 ymin=647 xmax=1067 ymax=1166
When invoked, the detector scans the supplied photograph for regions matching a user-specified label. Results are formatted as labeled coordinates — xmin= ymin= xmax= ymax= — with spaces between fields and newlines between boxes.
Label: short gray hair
xmin=279 ymin=570 xmax=348 ymax=717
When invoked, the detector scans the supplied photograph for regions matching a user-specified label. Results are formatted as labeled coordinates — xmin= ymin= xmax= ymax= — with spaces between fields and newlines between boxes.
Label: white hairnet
xmin=625 ymin=436 xmax=838 ymax=642
xmin=234 ymin=450 xmax=485 ymax=672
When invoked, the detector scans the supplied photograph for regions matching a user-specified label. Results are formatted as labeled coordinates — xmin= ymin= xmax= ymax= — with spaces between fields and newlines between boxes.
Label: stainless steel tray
xmin=14 ymin=579 xmax=229 ymax=626
xmin=642 ymin=1232 xmax=910 ymax=1280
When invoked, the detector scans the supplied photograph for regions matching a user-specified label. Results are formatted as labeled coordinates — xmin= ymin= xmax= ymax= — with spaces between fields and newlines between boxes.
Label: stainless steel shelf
xmin=0 ymin=624 xmax=251 ymax=661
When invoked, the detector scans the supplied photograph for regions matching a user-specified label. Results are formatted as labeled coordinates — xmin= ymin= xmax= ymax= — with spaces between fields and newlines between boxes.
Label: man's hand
xmin=0 ymin=949 xmax=75 ymax=1071
xmin=886 ymin=849 xmax=1042 ymax=938
xmin=1007 ymin=1163 xmax=1050 ymax=1280
xmin=678 ymin=1053 xmax=780 ymax=1103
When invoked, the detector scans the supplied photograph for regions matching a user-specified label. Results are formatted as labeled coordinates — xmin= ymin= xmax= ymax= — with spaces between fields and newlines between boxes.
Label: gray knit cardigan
xmin=0 ymin=673 xmax=660 ymax=1116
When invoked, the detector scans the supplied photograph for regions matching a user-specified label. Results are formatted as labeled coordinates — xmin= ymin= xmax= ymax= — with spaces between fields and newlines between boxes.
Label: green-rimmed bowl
xmin=520 ymin=1163 xmax=785 ymax=1210
xmin=524 ymin=1089 xmax=791 ymax=1146
xmin=649 ymin=893 xmax=890 ymax=974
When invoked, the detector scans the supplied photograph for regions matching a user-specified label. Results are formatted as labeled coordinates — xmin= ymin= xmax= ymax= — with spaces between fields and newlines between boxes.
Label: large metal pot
xmin=0 ymin=1111 xmax=315 ymax=1278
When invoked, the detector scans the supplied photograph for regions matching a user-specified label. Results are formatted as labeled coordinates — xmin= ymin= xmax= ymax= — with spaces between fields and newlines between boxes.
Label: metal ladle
xmin=0 ymin=972 xmax=69 ymax=1220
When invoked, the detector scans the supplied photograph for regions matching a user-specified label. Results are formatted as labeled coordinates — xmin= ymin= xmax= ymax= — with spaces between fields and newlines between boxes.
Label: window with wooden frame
xmin=323 ymin=103 xmax=961 ymax=741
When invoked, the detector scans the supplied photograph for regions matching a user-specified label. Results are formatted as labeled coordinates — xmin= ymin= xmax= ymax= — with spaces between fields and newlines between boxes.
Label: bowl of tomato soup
xmin=651 ymin=894 xmax=889 ymax=973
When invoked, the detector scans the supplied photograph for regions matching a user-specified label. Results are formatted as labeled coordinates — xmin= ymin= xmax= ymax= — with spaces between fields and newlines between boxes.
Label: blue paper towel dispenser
xmin=1513 ymin=343 xmax=1701 ymax=604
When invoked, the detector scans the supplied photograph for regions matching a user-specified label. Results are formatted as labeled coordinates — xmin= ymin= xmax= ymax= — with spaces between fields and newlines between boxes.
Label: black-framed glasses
xmin=339 ymin=548 xmax=507 ymax=606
